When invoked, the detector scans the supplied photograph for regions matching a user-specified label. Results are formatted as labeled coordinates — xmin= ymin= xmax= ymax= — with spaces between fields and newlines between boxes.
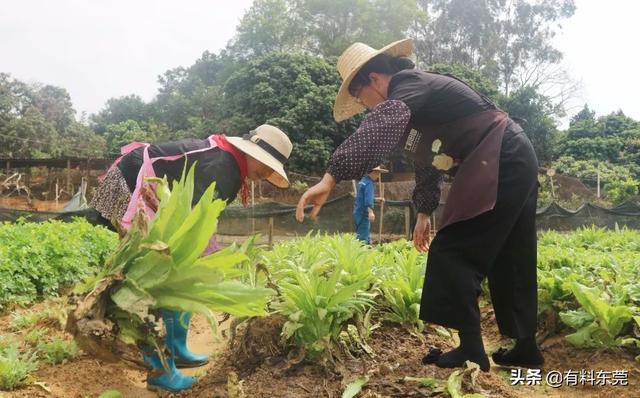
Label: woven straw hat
xmin=333 ymin=38 xmax=414 ymax=122
xmin=227 ymin=124 xmax=293 ymax=188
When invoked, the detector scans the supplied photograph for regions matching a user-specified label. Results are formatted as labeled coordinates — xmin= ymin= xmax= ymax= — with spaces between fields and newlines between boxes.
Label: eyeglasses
xmin=349 ymin=85 xmax=365 ymax=105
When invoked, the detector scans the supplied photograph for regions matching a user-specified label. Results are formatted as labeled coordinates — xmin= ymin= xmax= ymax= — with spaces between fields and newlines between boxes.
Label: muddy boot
xmin=492 ymin=336 xmax=544 ymax=368
xmin=162 ymin=310 xmax=210 ymax=368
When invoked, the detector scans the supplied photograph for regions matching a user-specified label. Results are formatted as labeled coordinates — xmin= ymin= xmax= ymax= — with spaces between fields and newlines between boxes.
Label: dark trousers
xmin=419 ymin=128 xmax=539 ymax=338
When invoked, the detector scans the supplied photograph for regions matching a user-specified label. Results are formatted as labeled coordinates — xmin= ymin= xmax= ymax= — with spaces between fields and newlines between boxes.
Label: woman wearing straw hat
xmin=296 ymin=39 xmax=543 ymax=372
xmin=90 ymin=124 xmax=292 ymax=392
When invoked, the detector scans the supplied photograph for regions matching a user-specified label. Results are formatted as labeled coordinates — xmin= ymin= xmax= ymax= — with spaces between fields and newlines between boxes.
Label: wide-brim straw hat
xmin=371 ymin=165 xmax=389 ymax=173
xmin=333 ymin=38 xmax=414 ymax=122
xmin=227 ymin=124 xmax=293 ymax=188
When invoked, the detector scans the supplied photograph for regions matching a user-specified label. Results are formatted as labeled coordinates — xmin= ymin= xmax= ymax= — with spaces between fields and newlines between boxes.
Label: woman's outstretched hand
xmin=296 ymin=173 xmax=336 ymax=222
xmin=413 ymin=212 xmax=432 ymax=252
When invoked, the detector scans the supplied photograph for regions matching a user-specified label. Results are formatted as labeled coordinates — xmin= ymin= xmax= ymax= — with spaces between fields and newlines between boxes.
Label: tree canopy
xmin=0 ymin=73 xmax=106 ymax=158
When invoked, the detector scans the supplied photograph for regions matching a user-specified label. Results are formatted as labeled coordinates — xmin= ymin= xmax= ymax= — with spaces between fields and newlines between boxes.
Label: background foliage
xmin=0 ymin=218 xmax=117 ymax=310
xmin=1 ymin=0 xmax=637 ymax=199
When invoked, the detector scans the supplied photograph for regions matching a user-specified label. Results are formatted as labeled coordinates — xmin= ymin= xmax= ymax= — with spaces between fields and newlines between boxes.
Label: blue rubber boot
xmin=162 ymin=310 xmax=210 ymax=368
xmin=141 ymin=311 xmax=196 ymax=393
xmin=141 ymin=345 xmax=195 ymax=393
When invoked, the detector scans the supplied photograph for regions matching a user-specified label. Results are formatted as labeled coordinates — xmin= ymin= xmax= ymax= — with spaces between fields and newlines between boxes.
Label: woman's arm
xmin=412 ymin=161 xmax=441 ymax=252
xmin=297 ymin=100 xmax=411 ymax=221
xmin=412 ymin=160 xmax=441 ymax=216
xmin=296 ymin=100 xmax=411 ymax=222
xmin=326 ymin=100 xmax=411 ymax=182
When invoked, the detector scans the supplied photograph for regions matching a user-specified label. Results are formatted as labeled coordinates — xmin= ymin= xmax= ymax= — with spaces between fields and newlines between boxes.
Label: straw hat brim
xmin=372 ymin=166 xmax=389 ymax=173
xmin=333 ymin=38 xmax=414 ymax=122
xmin=226 ymin=137 xmax=290 ymax=188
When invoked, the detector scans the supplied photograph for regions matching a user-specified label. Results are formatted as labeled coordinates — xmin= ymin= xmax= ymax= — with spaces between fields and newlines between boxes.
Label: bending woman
xmin=296 ymin=39 xmax=543 ymax=372
xmin=91 ymin=124 xmax=292 ymax=392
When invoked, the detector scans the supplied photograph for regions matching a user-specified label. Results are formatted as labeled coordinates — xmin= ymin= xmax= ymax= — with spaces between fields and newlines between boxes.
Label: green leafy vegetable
xmin=342 ymin=375 xmax=369 ymax=398
xmin=67 ymin=166 xmax=273 ymax=363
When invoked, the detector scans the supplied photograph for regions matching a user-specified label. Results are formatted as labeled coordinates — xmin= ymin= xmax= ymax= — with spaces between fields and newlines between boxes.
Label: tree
xmin=560 ymin=110 xmax=640 ymax=166
xmin=0 ymin=73 xmax=33 ymax=117
xmin=412 ymin=0 xmax=576 ymax=95
xmin=598 ymin=110 xmax=639 ymax=137
xmin=570 ymin=105 xmax=595 ymax=126
xmin=103 ymin=120 xmax=155 ymax=155
xmin=560 ymin=136 xmax=625 ymax=164
xmin=221 ymin=52 xmax=354 ymax=173
xmin=60 ymin=122 xmax=107 ymax=158
xmin=85 ymin=0 xmax=585 ymax=175
xmin=149 ymin=51 xmax=236 ymax=137
xmin=31 ymin=85 xmax=75 ymax=132
xmin=91 ymin=95 xmax=150 ymax=135
xmin=228 ymin=0 xmax=301 ymax=57
xmin=293 ymin=0 xmax=419 ymax=56
xmin=605 ymin=178 xmax=639 ymax=204
xmin=566 ymin=105 xmax=598 ymax=140
xmin=91 ymin=50 xmax=238 ymax=146
xmin=0 ymin=74 xmax=107 ymax=158
xmin=2 ymin=108 xmax=58 ymax=158
xmin=229 ymin=0 xmax=419 ymax=58
xmin=495 ymin=0 xmax=575 ymax=95
xmin=497 ymin=85 xmax=560 ymax=163
xmin=553 ymin=156 xmax=635 ymax=183
xmin=412 ymin=0 xmax=499 ymax=70
xmin=291 ymin=138 xmax=333 ymax=174
xmin=429 ymin=63 xmax=500 ymax=98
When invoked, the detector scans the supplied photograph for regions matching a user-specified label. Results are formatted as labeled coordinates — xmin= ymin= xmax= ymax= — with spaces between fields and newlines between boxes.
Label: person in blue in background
xmin=353 ymin=165 xmax=387 ymax=243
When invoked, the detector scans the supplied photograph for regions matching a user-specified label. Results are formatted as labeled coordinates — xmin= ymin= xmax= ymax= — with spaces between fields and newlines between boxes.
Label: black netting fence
xmin=536 ymin=201 xmax=640 ymax=230
xmin=3 ymin=195 xmax=639 ymax=238
xmin=218 ymin=194 xmax=416 ymax=238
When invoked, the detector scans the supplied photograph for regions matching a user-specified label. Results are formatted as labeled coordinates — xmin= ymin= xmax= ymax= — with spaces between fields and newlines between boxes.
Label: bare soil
xmin=1 ymin=307 xmax=224 ymax=398
xmin=2 ymin=303 xmax=639 ymax=398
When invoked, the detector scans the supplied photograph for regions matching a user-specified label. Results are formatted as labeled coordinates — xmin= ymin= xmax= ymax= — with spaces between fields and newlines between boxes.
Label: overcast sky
xmin=1 ymin=0 xmax=638 ymax=123
xmin=0 ymin=0 xmax=254 ymax=116
xmin=553 ymin=0 xmax=640 ymax=122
